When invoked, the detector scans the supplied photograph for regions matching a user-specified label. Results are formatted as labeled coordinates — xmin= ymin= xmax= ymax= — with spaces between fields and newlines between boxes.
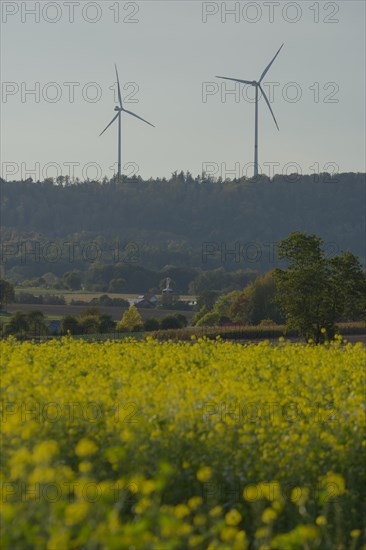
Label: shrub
xmin=160 ymin=316 xmax=181 ymax=330
xmin=116 ymin=306 xmax=143 ymax=332
xmin=195 ymin=311 xmax=220 ymax=327
xmin=61 ymin=315 xmax=79 ymax=334
xmin=174 ymin=313 xmax=188 ymax=328
xmin=78 ymin=315 xmax=101 ymax=334
xmin=42 ymin=295 xmax=66 ymax=305
xmin=99 ymin=314 xmax=116 ymax=333
xmin=144 ymin=318 xmax=160 ymax=332
xmin=16 ymin=292 xmax=43 ymax=304
xmin=160 ymin=314 xmax=187 ymax=330
xmin=90 ymin=295 xmax=129 ymax=307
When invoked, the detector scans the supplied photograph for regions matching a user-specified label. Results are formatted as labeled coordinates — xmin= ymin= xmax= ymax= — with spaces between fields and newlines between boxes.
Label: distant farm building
xmin=135 ymin=293 xmax=158 ymax=308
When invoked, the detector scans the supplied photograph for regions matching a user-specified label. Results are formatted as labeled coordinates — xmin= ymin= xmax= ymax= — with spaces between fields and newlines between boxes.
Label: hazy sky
xmin=1 ymin=0 xmax=365 ymax=180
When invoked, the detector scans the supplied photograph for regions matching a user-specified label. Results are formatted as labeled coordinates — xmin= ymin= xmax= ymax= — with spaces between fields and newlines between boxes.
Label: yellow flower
xmin=141 ymin=479 xmax=156 ymax=495
xmin=193 ymin=514 xmax=206 ymax=526
xmin=47 ymin=531 xmax=70 ymax=550
xmin=174 ymin=504 xmax=190 ymax=519
xmin=225 ymin=509 xmax=242 ymax=526
xmin=188 ymin=496 xmax=203 ymax=510
xmin=188 ymin=535 xmax=204 ymax=547
xmin=64 ymin=502 xmax=90 ymax=525
xmin=75 ymin=438 xmax=98 ymax=457
xmin=209 ymin=505 xmax=222 ymax=518
xmin=221 ymin=526 xmax=238 ymax=541
xmin=261 ymin=508 xmax=277 ymax=524
xmin=316 ymin=515 xmax=327 ymax=526
xmin=196 ymin=466 xmax=212 ymax=482
xmin=32 ymin=440 xmax=59 ymax=464
xmin=243 ymin=485 xmax=259 ymax=502
xmin=177 ymin=523 xmax=192 ymax=536
xmin=78 ymin=461 xmax=92 ymax=473
xmin=135 ymin=497 xmax=151 ymax=514
xmin=234 ymin=531 xmax=248 ymax=550
xmin=0 ymin=504 xmax=15 ymax=521
xmin=1 ymin=337 xmax=364 ymax=548
xmin=321 ymin=472 xmax=346 ymax=498
xmin=28 ymin=466 xmax=55 ymax=484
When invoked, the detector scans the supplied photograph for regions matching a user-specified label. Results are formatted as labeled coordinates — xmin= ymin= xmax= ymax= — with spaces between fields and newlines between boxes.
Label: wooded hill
xmin=1 ymin=172 xmax=364 ymax=284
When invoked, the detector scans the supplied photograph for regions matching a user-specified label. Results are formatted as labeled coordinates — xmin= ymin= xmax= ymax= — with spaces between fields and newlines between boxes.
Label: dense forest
xmin=1 ymin=172 xmax=365 ymax=292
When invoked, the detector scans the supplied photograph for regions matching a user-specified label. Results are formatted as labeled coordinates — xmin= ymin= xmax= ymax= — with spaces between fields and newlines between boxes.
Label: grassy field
xmin=15 ymin=288 xmax=139 ymax=303
xmin=1 ymin=338 xmax=365 ymax=549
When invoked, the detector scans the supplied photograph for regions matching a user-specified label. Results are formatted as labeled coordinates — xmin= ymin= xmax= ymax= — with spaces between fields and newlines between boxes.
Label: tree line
xmin=1 ymin=173 xmax=364 ymax=287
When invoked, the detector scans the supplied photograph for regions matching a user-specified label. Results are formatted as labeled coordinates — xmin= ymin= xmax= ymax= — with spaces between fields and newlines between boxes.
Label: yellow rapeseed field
xmin=1 ymin=336 xmax=365 ymax=549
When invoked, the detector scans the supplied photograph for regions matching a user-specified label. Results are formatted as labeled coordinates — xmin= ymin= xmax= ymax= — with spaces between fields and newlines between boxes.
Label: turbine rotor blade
xmin=259 ymin=43 xmax=284 ymax=83
xmin=115 ymin=63 xmax=123 ymax=108
xmin=99 ymin=111 xmax=120 ymax=136
xmin=259 ymin=84 xmax=279 ymax=130
xmin=123 ymin=108 xmax=155 ymax=127
xmin=216 ymin=76 xmax=254 ymax=85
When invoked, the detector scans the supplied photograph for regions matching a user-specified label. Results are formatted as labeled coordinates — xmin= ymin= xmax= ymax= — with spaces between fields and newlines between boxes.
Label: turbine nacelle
xmin=99 ymin=64 xmax=155 ymax=138
xmin=215 ymin=43 xmax=284 ymax=133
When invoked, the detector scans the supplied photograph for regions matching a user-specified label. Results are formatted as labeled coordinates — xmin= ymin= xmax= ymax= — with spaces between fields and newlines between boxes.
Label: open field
xmin=15 ymin=288 xmax=139 ymax=303
xmin=1 ymin=338 xmax=365 ymax=549
xmin=14 ymin=288 xmax=195 ymax=304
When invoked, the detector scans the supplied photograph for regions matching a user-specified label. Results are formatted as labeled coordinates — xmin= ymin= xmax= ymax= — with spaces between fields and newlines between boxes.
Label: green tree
xmin=108 ymin=278 xmax=126 ymax=293
xmin=0 ymin=280 xmax=15 ymax=312
xmin=78 ymin=315 xmax=101 ymax=334
xmin=189 ymin=268 xmax=231 ymax=294
xmin=196 ymin=291 xmax=219 ymax=312
xmin=229 ymin=272 xmax=284 ymax=325
xmin=328 ymin=252 xmax=366 ymax=321
xmin=229 ymin=293 xmax=250 ymax=324
xmin=274 ymin=232 xmax=366 ymax=343
xmin=160 ymin=314 xmax=187 ymax=330
xmin=160 ymin=316 xmax=181 ymax=330
xmin=27 ymin=311 xmax=49 ymax=336
xmin=63 ymin=271 xmax=82 ymax=290
xmin=195 ymin=310 xmax=220 ymax=327
xmin=80 ymin=307 xmax=101 ymax=317
xmin=192 ymin=305 xmax=208 ymax=326
xmin=4 ymin=311 xmax=29 ymax=337
xmin=213 ymin=290 xmax=241 ymax=318
xmin=144 ymin=318 xmax=160 ymax=331
xmin=61 ymin=315 xmax=79 ymax=335
xmin=99 ymin=314 xmax=116 ymax=333
xmin=174 ymin=313 xmax=188 ymax=328
xmin=117 ymin=306 xmax=143 ymax=332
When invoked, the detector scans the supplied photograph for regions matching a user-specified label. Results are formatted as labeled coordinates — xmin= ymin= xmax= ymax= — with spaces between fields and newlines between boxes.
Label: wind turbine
xmin=216 ymin=44 xmax=284 ymax=178
xmin=99 ymin=64 xmax=155 ymax=179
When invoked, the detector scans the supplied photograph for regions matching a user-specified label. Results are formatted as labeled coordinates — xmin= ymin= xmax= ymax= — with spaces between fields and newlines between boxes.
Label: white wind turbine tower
xmin=100 ymin=64 xmax=155 ymax=179
xmin=216 ymin=44 xmax=284 ymax=178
